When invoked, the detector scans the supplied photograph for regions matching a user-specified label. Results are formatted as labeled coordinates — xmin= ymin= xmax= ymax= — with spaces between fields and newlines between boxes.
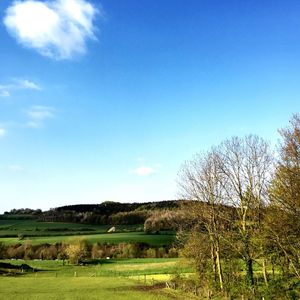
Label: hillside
xmin=1 ymin=200 xmax=182 ymax=225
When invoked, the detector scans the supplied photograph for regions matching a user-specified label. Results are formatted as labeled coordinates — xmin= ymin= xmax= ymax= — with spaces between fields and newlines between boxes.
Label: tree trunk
xmin=215 ymin=242 xmax=224 ymax=291
xmin=262 ymin=259 xmax=268 ymax=286
xmin=210 ymin=237 xmax=217 ymax=283
xmin=245 ymin=255 xmax=254 ymax=287
xmin=242 ymin=207 xmax=254 ymax=288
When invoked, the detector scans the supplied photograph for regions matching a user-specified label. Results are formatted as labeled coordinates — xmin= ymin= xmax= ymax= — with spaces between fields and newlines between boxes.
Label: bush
xmin=65 ymin=239 xmax=87 ymax=264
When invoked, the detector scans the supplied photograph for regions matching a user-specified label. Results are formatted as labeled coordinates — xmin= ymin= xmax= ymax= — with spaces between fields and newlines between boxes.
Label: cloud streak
xmin=27 ymin=105 xmax=55 ymax=128
xmin=132 ymin=164 xmax=161 ymax=176
xmin=0 ymin=78 xmax=41 ymax=98
xmin=8 ymin=164 xmax=24 ymax=172
xmin=4 ymin=0 xmax=99 ymax=60
xmin=18 ymin=79 xmax=41 ymax=90
xmin=0 ymin=128 xmax=6 ymax=138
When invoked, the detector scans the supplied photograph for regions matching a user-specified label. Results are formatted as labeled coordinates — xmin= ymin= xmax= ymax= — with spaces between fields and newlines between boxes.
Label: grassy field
xmin=0 ymin=219 xmax=144 ymax=237
xmin=0 ymin=231 xmax=175 ymax=246
xmin=0 ymin=258 xmax=194 ymax=300
xmin=0 ymin=219 xmax=175 ymax=246
xmin=0 ymin=277 xmax=188 ymax=300
xmin=1 ymin=258 xmax=190 ymax=276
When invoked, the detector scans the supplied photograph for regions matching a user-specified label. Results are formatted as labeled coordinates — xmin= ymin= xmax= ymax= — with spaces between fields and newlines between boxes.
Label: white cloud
xmin=0 ymin=88 xmax=10 ymax=97
xmin=0 ymin=79 xmax=41 ymax=97
xmin=4 ymin=0 xmax=99 ymax=60
xmin=0 ymin=128 xmax=6 ymax=137
xmin=27 ymin=105 xmax=55 ymax=128
xmin=8 ymin=164 xmax=24 ymax=172
xmin=18 ymin=79 xmax=41 ymax=90
xmin=132 ymin=166 xmax=157 ymax=176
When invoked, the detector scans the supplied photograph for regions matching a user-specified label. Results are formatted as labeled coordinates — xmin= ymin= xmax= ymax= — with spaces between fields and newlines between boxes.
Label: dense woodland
xmin=2 ymin=200 xmax=181 ymax=227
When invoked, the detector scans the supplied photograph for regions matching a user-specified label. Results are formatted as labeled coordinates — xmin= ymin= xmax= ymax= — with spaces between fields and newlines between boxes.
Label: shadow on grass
xmin=0 ymin=262 xmax=51 ymax=274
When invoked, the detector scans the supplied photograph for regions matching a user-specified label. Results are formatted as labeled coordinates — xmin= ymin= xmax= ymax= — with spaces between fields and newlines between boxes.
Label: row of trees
xmin=0 ymin=241 xmax=179 ymax=263
xmin=178 ymin=115 xmax=300 ymax=298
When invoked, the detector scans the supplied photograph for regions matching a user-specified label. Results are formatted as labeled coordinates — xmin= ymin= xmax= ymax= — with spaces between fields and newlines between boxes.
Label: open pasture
xmin=0 ymin=277 xmax=177 ymax=300
xmin=0 ymin=258 xmax=193 ymax=300
xmin=1 ymin=258 xmax=189 ymax=277
xmin=0 ymin=219 xmax=143 ymax=237
xmin=0 ymin=219 xmax=175 ymax=246
xmin=0 ymin=231 xmax=175 ymax=246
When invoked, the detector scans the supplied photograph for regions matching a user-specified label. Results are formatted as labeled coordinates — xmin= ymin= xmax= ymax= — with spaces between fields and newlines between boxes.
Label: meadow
xmin=0 ymin=219 xmax=175 ymax=246
xmin=0 ymin=258 xmax=194 ymax=300
xmin=0 ymin=231 xmax=174 ymax=246
xmin=0 ymin=219 xmax=143 ymax=237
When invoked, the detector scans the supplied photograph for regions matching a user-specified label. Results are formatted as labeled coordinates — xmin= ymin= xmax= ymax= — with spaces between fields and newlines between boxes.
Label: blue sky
xmin=1 ymin=0 xmax=300 ymax=212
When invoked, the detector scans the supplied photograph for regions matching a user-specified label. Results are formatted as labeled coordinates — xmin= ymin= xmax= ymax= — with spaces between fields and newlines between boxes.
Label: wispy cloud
xmin=4 ymin=0 xmax=99 ymax=60
xmin=27 ymin=105 xmax=55 ymax=128
xmin=8 ymin=164 xmax=24 ymax=172
xmin=0 ymin=89 xmax=10 ymax=97
xmin=132 ymin=164 xmax=161 ymax=176
xmin=0 ymin=78 xmax=41 ymax=98
xmin=0 ymin=128 xmax=6 ymax=138
xmin=18 ymin=79 xmax=41 ymax=90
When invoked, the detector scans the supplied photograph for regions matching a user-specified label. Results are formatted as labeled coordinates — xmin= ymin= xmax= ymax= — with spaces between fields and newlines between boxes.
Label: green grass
xmin=0 ymin=219 xmax=144 ymax=237
xmin=1 ymin=258 xmax=191 ymax=277
xmin=0 ymin=258 xmax=194 ymax=300
xmin=0 ymin=219 xmax=175 ymax=246
xmin=0 ymin=231 xmax=175 ymax=246
xmin=0 ymin=277 xmax=176 ymax=300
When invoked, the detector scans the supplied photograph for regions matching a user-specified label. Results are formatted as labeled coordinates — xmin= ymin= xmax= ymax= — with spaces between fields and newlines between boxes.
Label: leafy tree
xmin=269 ymin=114 xmax=300 ymax=278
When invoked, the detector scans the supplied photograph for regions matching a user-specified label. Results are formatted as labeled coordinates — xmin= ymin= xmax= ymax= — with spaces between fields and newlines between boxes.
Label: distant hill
xmin=55 ymin=200 xmax=180 ymax=213
xmin=1 ymin=200 xmax=182 ymax=225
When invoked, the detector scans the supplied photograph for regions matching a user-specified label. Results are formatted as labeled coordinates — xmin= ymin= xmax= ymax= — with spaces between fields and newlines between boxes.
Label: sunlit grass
xmin=0 ymin=231 xmax=175 ymax=246
xmin=0 ymin=258 xmax=194 ymax=300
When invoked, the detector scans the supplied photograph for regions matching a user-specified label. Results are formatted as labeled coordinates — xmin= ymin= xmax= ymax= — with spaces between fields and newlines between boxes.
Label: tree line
xmin=0 ymin=241 xmax=179 ymax=264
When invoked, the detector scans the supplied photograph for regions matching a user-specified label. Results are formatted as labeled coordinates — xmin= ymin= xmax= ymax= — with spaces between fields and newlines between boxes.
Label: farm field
xmin=0 ymin=231 xmax=175 ymax=246
xmin=0 ymin=277 xmax=182 ymax=300
xmin=0 ymin=219 xmax=144 ymax=237
xmin=0 ymin=258 xmax=194 ymax=300
xmin=0 ymin=219 xmax=175 ymax=246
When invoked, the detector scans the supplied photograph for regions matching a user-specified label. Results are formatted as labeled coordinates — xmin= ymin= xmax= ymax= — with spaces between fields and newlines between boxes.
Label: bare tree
xmin=179 ymin=150 xmax=226 ymax=291
xmin=215 ymin=135 xmax=273 ymax=289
